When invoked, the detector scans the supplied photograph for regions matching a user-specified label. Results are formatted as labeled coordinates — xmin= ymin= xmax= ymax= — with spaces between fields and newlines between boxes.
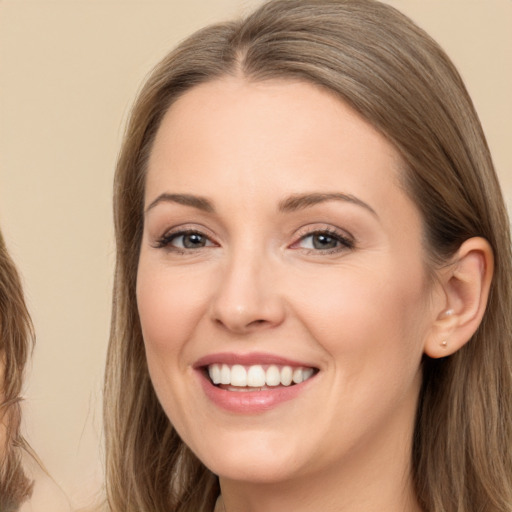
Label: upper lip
xmin=194 ymin=352 xmax=317 ymax=369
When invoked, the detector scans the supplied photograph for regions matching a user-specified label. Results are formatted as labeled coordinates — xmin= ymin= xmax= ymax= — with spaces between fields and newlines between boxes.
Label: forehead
xmin=143 ymin=78 xmax=426 ymax=248
xmin=146 ymin=77 xmax=405 ymax=198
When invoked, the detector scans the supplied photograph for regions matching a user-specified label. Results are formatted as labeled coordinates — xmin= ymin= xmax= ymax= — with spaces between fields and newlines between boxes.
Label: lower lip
xmin=198 ymin=371 xmax=315 ymax=414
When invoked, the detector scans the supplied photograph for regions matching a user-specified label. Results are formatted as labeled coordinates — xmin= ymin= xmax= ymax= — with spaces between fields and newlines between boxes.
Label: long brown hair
xmin=105 ymin=1 xmax=512 ymax=510
xmin=0 ymin=230 xmax=34 ymax=511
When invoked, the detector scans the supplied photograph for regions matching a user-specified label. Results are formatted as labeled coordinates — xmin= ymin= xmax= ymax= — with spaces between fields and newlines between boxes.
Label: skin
xmin=137 ymin=78 xmax=468 ymax=512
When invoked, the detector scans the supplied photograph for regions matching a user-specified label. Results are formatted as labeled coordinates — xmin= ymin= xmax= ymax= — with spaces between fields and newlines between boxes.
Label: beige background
xmin=0 ymin=0 xmax=510 ymax=508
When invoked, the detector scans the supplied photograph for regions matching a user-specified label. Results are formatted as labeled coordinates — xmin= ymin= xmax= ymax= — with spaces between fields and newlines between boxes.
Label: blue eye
xmin=156 ymin=230 xmax=215 ymax=250
xmin=296 ymin=230 xmax=354 ymax=252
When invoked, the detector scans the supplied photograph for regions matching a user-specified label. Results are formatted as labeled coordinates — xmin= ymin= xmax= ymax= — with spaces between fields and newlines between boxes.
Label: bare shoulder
xmin=19 ymin=451 xmax=72 ymax=512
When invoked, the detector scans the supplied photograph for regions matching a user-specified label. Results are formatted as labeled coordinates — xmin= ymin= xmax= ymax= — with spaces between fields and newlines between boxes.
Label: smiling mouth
xmin=206 ymin=363 xmax=317 ymax=391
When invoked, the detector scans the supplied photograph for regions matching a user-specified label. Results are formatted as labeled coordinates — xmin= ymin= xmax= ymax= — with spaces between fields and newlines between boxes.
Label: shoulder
xmin=18 ymin=451 xmax=72 ymax=512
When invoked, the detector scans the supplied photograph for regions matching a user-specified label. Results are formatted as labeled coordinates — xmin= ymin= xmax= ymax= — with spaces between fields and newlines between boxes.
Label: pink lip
xmin=194 ymin=352 xmax=318 ymax=414
xmin=194 ymin=351 xmax=314 ymax=369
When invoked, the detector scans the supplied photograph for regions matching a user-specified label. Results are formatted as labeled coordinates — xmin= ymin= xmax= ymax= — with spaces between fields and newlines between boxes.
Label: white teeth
xmin=208 ymin=364 xmax=221 ymax=384
xmin=220 ymin=364 xmax=231 ymax=385
xmin=231 ymin=365 xmax=247 ymax=386
xmin=292 ymin=367 xmax=303 ymax=384
xmin=266 ymin=365 xmax=281 ymax=386
xmin=280 ymin=366 xmax=293 ymax=386
xmin=247 ymin=365 xmax=266 ymax=387
xmin=207 ymin=363 xmax=315 ymax=388
xmin=303 ymin=368 xmax=314 ymax=381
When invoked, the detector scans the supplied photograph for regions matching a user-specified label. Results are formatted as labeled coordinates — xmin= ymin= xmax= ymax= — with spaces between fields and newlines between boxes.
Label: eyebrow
xmin=145 ymin=191 xmax=377 ymax=217
xmin=278 ymin=192 xmax=378 ymax=217
xmin=145 ymin=193 xmax=214 ymax=214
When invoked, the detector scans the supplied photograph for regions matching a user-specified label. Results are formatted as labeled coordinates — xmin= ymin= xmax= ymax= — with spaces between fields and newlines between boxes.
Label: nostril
xmin=214 ymin=317 xmax=269 ymax=332
xmin=249 ymin=319 xmax=267 ymax=327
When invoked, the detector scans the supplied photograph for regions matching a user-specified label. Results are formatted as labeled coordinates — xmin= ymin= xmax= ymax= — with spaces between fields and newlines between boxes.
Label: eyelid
xmin=152 ymin=223 xmax=219 ymax=250
xmin=289 ymin=224 xmax=355 ymax=252
xmin=151 ymin=222 xmax=354 ymax=254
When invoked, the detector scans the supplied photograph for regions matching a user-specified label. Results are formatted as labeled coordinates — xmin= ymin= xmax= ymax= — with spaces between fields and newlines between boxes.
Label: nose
xmin=209 ymin=251 xmax=286 ymax=334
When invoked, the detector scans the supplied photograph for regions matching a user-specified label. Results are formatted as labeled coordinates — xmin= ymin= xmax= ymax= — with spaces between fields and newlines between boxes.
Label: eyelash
xmin=292 ymin=228 xmax=355 ymax=254
xmin=154 ymin=227 xmax=355 ymax=255
xmin=154 ymin=229 xmax=215 ymax=252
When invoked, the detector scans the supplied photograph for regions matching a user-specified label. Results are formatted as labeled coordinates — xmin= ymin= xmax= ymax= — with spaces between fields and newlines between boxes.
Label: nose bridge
xmin=210 ymin=239 xmax=284 ymax=333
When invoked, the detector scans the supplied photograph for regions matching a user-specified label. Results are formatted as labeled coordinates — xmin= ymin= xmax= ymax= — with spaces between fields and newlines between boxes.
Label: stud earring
xmin=440 ymin=310 xmax=453 ymax=348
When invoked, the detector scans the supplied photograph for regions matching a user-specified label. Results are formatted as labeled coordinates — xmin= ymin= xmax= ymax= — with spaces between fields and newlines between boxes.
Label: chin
xmin=188 ymin=430 xmax=306 ymax=484
xmin=209 ymin=457 xmax=299 ymax=485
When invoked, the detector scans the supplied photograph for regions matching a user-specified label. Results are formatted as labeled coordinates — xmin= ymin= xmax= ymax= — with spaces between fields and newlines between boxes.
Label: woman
xmin=0 ymin=230 xmax=71 ymax=512
xmin=0 ymin=230 xmax=34 ymax=511
xmin=104 ymin=0 xmax=512 ymax=511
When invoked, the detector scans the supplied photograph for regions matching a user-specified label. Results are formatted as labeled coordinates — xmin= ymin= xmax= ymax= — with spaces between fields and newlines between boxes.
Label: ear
xmin=424 ymin=237 xmax=494 ymax=359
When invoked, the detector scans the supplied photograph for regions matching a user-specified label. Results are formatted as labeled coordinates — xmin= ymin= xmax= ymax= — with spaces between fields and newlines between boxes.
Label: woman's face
xmin=137 ymin=78 xmax=439 ymax=485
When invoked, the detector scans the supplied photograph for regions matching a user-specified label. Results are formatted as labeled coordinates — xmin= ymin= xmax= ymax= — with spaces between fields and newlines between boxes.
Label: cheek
xmin=136 ymin=259 xmax=213 ymax=428
xmin=292 ymin=264 xmax=429 ymax=436
xmin=136 ymin=260 xmax=209 ymax=362
xmin=291 ymin=262 xmax=430 ymax=365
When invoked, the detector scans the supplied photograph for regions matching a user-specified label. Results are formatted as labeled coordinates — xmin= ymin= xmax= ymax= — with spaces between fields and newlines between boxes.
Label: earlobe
xmin=424 ymin=237 xmax=494 ymax=359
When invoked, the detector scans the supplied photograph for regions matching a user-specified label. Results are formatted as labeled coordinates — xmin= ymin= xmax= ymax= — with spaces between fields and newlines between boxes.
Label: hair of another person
xmin=104 ymin=1 xmax=512 ymax=511
xmin=0 ymin=230 xmax=34 ymax=511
